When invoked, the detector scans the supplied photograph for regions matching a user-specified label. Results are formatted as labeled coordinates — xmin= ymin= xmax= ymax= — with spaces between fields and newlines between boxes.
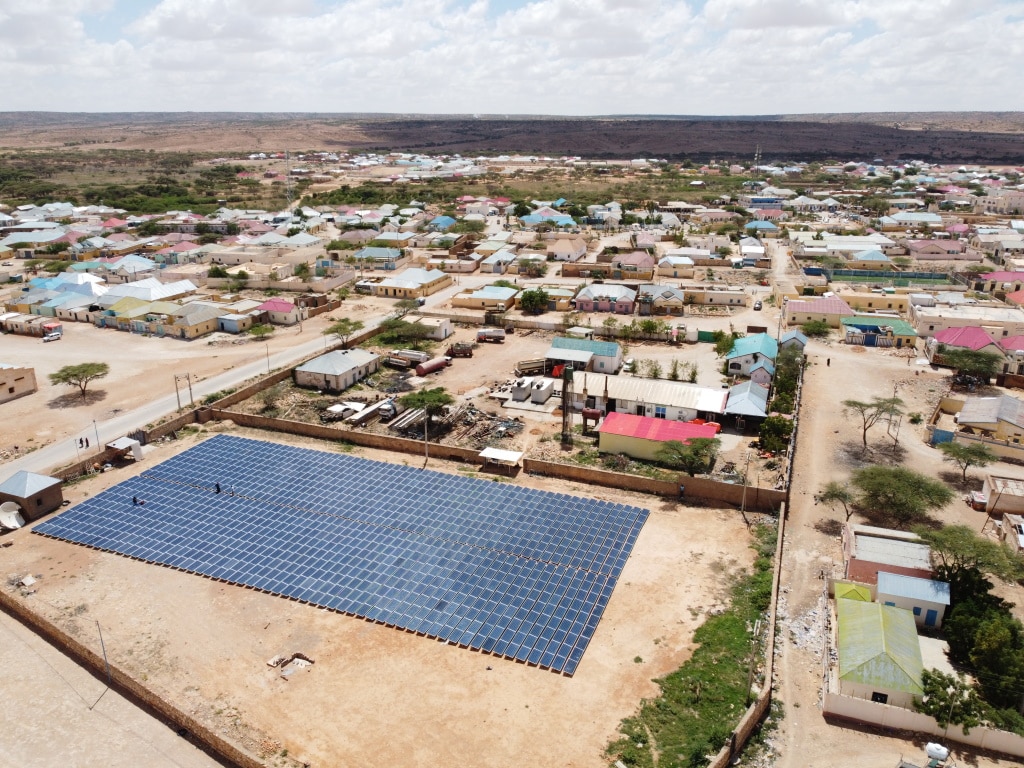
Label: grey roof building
xmin=0 ymin=470 xmax=63 ymax=521
xmin=294 ymin=349 xmax=381 ymax=393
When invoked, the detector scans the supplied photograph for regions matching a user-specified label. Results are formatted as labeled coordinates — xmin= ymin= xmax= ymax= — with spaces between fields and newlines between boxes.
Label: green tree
xmin=817 ymin=480 xmax=856 ymax=521
xmin=938 ymin=441 xmax=997 ymax=482
xmin=800 ymin=320 xmax=831 ymax=338
xmin=851 ymin=465 xmax=954 ymax=528
xmin=644 ymin=360 xmax=662 ymax=379
xmin=518 ymin=288 xmax=550 ymax=315
xmin=759 ymin=415 xmax=794 ymax=453
xmin=655 ymin=437 xmax=721 ymax=476
xmin=392 ymin=298 xmax=422 ymax=318
xmin=914 ymin=670 xmax=985 ymax=734
xmin=374 ymin=318 xmax=431 ymax=347
xmin=512 ymin=202 xmax=532 ymax=218
xmin=914 ymin=524 xmax=1024 ymax=604
xmin=668 ymin=358 xmax=680 ymax=381
xmin=941 ymin=348 xmax=1002 ymax=381
xmin=49 ymin=362 xmax=110 ymax=398
xmin=712 ymin=330 xmax=740 ymax=357
xmin=323 ymin=317 xmax=365 ymax=346
xmin=843 ymin=396 xmax=903 ymax=448
xmin=601 ymin=316 xmax=619 ymax=338
xmin=399 ymin=387 xmax=455 ymax=434
xmin=293 ymin=262 xmax=311 ymax=279
xmin=248 ymin=323 xmax=274 ymax=339
xmin=207 ymin=264 xmax=229 ymax=278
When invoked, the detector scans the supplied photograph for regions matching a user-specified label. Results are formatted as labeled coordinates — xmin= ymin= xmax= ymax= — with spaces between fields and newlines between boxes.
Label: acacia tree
xmin=49 ymin=362 xmax=110 ymax=398
xmin=518 ymin=288 xmax=550 ymax=315
xmin=817 ymin=480 xmax=856 ymax=521
xmin=913 ymin=524 xmax=1024 ymax=605
xmin=941 ymin=348 xmax=1002 ymax=381
xmin=843 ymin=396 xmax=903 ymax=448
xmin=851 ymin=465 xmax=953 ymax=528
xmin=323 ymin=317 xmax=364 ymax=346
xmin=938 ymin=441 xmax=997 ymax=482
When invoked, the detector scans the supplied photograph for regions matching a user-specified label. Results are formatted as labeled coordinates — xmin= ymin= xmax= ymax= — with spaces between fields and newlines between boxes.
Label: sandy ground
xmin=2 ymin=423 xmax=758 ymax=768
xmin=769 ymin=338 xmax=1024 ymax=768
xmin=0 ymin=610 xmax=222 ymax=768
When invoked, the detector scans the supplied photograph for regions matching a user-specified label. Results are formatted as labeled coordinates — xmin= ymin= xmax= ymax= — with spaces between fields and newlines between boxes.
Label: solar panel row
xmin=35 ymin=434 xmax=648 ymax=675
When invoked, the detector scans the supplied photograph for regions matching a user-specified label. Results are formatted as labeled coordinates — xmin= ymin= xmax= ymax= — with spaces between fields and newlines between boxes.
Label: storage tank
xmin=415 ymin=357 xmax=450 ymax=376
xmin=530 ymin=378 xmax=554 ymax=404
xmin=685 ymin=327 xmax=699 ymax=343
xmin=512 ymin=377 xmax=534 ymax=401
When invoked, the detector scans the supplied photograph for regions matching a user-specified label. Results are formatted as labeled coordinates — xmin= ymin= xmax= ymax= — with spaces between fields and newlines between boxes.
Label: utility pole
xmin=740 ymin=450 xmax=751 ymax=527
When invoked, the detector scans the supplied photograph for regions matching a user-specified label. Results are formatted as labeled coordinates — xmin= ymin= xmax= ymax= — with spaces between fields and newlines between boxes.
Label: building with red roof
xmin=597 ymin=412 xmax=720 ymax=462
xmin=784 ymin=296 xmax=855 ymax=328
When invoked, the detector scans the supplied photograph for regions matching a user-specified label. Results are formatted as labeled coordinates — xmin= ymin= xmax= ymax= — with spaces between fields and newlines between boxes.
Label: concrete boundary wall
xmin=0 ymin=589 xmax=260 ymax=768
xmin=823 ymin=692 xmax=1024 ymax=759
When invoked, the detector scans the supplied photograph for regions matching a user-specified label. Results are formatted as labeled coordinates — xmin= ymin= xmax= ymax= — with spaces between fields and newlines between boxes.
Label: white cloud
xmin=0 ymin=0 xmax=1020 ymax=113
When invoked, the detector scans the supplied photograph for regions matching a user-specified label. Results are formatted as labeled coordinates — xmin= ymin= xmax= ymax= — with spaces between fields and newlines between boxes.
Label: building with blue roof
xmin=429 ymin=215 xmax=456 ymax=231
xmin=725 ymin=333 xmax=779 ymax=377
xmin=876 ymin=572 xmax=950 ymax=628
xmin=352 ymin=247 xmax=404 ymax=271
xmin=547 ymin=336 xmax=623 ymax=373
xmin=744 ymin=220 xmax=778 ymax=234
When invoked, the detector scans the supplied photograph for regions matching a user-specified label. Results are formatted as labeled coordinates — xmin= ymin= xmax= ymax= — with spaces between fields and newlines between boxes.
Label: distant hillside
xmin=0 ymin=112 xmax=1022 ymax=163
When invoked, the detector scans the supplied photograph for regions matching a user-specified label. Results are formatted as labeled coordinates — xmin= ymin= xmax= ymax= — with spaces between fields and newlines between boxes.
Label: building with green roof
xmin=836 ymin=599 xmax=923 ymax=709
xmin=841 ymin=315 xmax=918 ymax=349
xmin=834 ymin=581 xmax=872 ymax=602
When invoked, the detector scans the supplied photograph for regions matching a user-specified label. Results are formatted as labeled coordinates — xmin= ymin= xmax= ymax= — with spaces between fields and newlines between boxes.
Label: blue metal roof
xmin=877 ymin=572 xmax=950 ymax=605
xmin=551 ymin=336 xmax=620 ymax=357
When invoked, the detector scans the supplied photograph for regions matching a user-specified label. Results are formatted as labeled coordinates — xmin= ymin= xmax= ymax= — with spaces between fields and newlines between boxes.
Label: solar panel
xmin=34 ymin=434 xmax=648 ymax=676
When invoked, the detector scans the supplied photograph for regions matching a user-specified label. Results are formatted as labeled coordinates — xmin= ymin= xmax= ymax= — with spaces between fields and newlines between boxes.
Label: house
xmin=451 ymin=285 xmax=518 ymax=311
xmin=905 ymin=239 xmax=974 ymax=261
xmin=744 ymin=220 xmax=778 ymax=236
xmin=514 ymin=286 xmax=575 ymax=312
xmin=0 ymin=363 xmax=37 ymax=403
xmin=0 ymin=471 xmax=63 ymax=522
xmin=404 ymin=314 xmax=452 ymax=341
xmin=171 ymin=303 xmax=228 ymax=339
xmin=841 ymin=291 xmax=909 ymax=314
xmin=725 ymin=333 xmax=778 ymax=377
xmin=374 ymin=268 xmax=452 ymax=299
xmin=843 ymin=524 xmax=933 ymax=585
xmin=597 ymin=412 xmax=720 ymax=462
xmin=971 ymin=271 xmax=1024 ymax=293
xmin=564 ymin=371 xmax=728 ymax=421
xmin=999 ymin=513 xmax=1024 ymax=554
xmin=981 ymin=474 xmax=1024 ymax=517
xmin=748 ymin=358 xmax=775 ymax=388
xmin=955 ymin=394 xmax=1024 ymax=442
xmin=428 ymin=215 xmax=456 ymax=231
xmin=925 ymin=326 xmax=1003 ymax=365
xmin=835 ymin=599 xmax=924 ymax=709
xmin=878 ymin=211 xmax=944 ymax=230
xmin=636 ymin=284 xmax=686 ymax=316
xmin=910 ymin=301 xmax=1024 ymax=339
xmin=724 ymin=380 xmax=770 ymax=420
xmin=779 ymin=330 xmax=808 ymax=352
xmin=573 ymin=284 xmax=636 ymax=314
xmin=876 ymin=572 xmax=950 ymax=628
xmin=610 ymin=251 xmax=656 ymax=276
xmin=547 ymin=337 xmax=623 ymax=373
xmin=657 ymin=255 xmax=696 ymax=278
xmin=257 ymin=298 xmax=304 ymax=325
xmin=547 ymin=238 xmax=587 ymax=262
xmin=784 ymin=296 xmax=855 ymax=328
xmin=351 ymin=247 xmax=404 ymax=271
xmin=294 ymin=349 xmax=381 ymax=393
xmin=846 ymin=249 xmax=892 ymax=268
xmin=841 ymin=316 xmax=918 ymax=349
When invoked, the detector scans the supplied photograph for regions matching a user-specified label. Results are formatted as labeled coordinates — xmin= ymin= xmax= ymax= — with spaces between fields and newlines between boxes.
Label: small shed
xmin=0 ymin=471 xmax=64 ymax=522
xmin=982 ymin=474 xmax=1024 ymax=517
xmin=1000 ymin=513 xmax=1024 ymax=553
xmin=876 ymin=572 xmax=950 ymax=628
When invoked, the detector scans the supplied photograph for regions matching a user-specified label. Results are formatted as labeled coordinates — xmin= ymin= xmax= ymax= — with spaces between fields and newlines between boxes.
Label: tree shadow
xmin=836 ymin=439 xmax=907 ymax=469
xmin=938 ymin=469 xmax=981 ymax=493
xmin=813 ymin=518 xmax=845 ymax=537
xmin=46 ymin=389 xmax=107 ymax=409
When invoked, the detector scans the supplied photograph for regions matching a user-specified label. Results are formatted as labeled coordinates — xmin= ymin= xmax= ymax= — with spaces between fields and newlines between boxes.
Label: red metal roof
xmin=933 ymin=325 xmax=997 ymax=350
xmin=598 ymin=412 xmax=720 ymax=442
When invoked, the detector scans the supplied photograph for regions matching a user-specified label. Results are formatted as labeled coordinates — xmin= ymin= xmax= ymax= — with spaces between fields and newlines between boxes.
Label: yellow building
xmin=784 ymin=296 xmax=855 ymax=328
xmin=840 ymin=292 xmax=910 ymax=314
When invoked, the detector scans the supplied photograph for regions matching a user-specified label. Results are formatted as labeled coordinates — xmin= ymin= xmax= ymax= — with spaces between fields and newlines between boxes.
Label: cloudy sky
xmin=2 ymin=0 xmax=1021 ymax=114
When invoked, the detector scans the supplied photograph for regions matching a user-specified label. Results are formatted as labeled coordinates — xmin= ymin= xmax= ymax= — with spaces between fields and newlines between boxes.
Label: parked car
xmin=622 ymin=358 xmax=635 ymax=373
xmin=43 ymin=333 xmax=62 ymax=342
xmin=753 ymin=300 xmax=763 ymax=311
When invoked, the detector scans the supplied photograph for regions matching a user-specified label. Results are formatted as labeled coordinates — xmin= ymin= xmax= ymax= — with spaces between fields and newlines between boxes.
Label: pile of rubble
xmin=447 ymin=406 xmax=524 ymax=449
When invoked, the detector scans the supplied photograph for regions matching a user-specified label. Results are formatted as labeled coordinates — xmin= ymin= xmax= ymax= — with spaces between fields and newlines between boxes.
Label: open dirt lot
xmin=2 ymin=423 xmax=758 ymax=768
xmin=769 ymin=339 xmax=1024 ymax=768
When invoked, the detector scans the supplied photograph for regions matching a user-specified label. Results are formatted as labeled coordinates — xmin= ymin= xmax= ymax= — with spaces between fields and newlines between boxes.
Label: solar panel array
xmin=35 ymin=434 xmax=648 ymax=675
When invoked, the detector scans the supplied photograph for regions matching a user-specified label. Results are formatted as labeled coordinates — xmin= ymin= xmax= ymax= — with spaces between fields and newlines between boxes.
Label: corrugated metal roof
xmin=572 ymin=372 xmax=728 ymax=414
xmin=877 ymin=572 xmax=950 ymax=605
xmin=551 ymin=336 xmax=620 ymax=357
xmin=598 ymin=412 xmax=719 ymax=442
xmin=835 ymin=582 xmax=872 ymax=601
xmin=296 ymin=349 xmax=380 ymax=377
xmin=0 ymin=470 xmax=61 ymax=498
xmin=853 ymin=532 xmax=932 ymax=571
xmin=837 ymin=600 xmax=923 ymax=695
